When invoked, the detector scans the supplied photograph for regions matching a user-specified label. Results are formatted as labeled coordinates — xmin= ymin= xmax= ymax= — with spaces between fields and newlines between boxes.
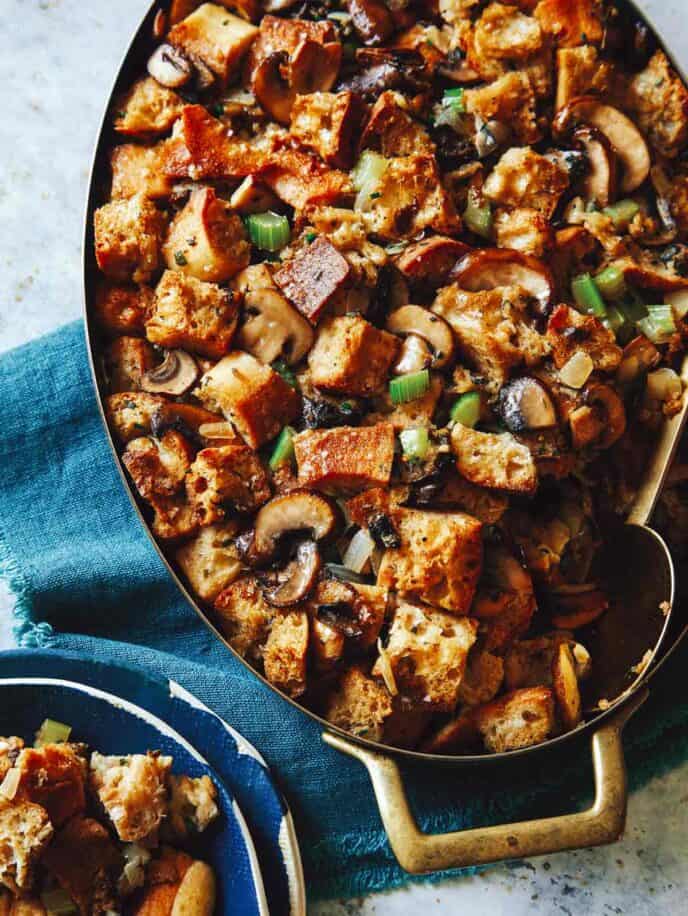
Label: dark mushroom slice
xmin=260 ymin=539 xmax=321 ymax=606
xmin=497 ymin=378 xmax=557 ymax=434
xmin=147 ymin=43 xmax=193 ymax=88
xmin=394 ymin=237 xmax=471 ymax=287
xmin=290 ymin=38 xmax=341 ymax=95
xmin=252 ymin=51 xmax=295 ymax=125
xmin=450 ymin=249 xmax=555 ymax=315
xmin=253 ymin=490 xmax=339 ymax=560
xmin=386 ymin=305 xmax=455 ymax=369
xmin=571 ymin=126 xmax=618 ymax=208
xmin=368 ymin=512 xmax=400 ymax=549
xmin=253 ymin=40 xmax=341 ymax=125
xmin=553 ymin=96 xmax=650 ymax=193
xmin=337 ymin=48 xmax=428 ymax=100
xmin=645 ymin=165 xmax=679 ymax=246
xmin=141 ymin=350 xmax=198 ymax=396
xmin=237 ymin=289 xmax=314 ymax=366
xmin=345 ymin=0 xmax=393 ymax=46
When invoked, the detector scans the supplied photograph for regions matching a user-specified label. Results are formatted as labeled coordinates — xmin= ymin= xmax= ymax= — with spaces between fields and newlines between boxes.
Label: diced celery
xmin=246 ymin=212 xmax=290 ymax=252
xmin=389 ymin=370 xmax=431 ymax=404
xmin=571 ymin=273 xmax=607 ymax=318
xmin=399 ymin=427 xmax=430 ymax=460
xmin=594 ymin=265 xmax=626 ymax=301
xmin=637 ymin=305 xmax=677 ymax=344
xmin=35 ymin=719 xmax=72 ymax=747
xmin=463 ymin=188 xmax=492 ymax=239
xmin=269 ymin=426 xmax=296 ymax=470
xmin=450 ymin=391 xmax=481 ymax=427
xmin=602 ymin=199 xmax=640 ymax=231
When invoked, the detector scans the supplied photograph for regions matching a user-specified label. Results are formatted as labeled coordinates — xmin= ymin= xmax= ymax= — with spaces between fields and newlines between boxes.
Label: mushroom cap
xmin=386 ymin=304 xmax=455 ymax=368
xmin=147 ymin=43 xmax=193 ymax=89
xmin=571 ymin=125 xmax=618 ymax=208
xmin=141 ymin=350 xmax=199 ymax=396
xmin=253 ymin=490 xmax=339 ymax=559
xmin=260 ymin=539 xmax=321 ymax=606
xmin=238 ymin=288 xmax=314 ymax=366
xmin=497 ymin=378 xmax=557 ymax=433
xmin=451 ymin=248 xmax=554 ymax=313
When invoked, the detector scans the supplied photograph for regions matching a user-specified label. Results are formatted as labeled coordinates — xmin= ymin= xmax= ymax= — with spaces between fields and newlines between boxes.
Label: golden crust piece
xmin=146 ymin=270 xmax=240 ymax=358
xmin=483 ymin=146 xmax=569 ymax=218
xmin=373 ymin=601 xmax=478 ymax=709
xmin=0 ymin=799 xmax=53 ymax=894
xmin=246 ymin=14 xmax=337 ymax=74
xmin=94 ymin=195 xmax=166 ymax=283
xmin=214 ymin=575 xmax=272 ymax=659
xmin=263 ymin=610 xmax=309 ymax=697
xmin=534 ymin=0 xmax=603 ymax=48
xmin=163 ymin=187 xmax=250 ymax=282
xmin=105 ymin=391 xmax=166 ymax=443
xmin=307 ymin=315 xmax=399 ymax=395
xmin=494 ymin=206 xmax=553 ymax=257
xmin=377 ymin=508 xmax=483 ymax=614
xmin=169 ymin=3 xmax=258 ymax=82
xmin=451 ymin=425 xmax=538 ymax=494
xmin=122 ymin=430 xmax=194 ymax=502
xmin=258 ymin=142 xmax=354 ymax=210
xmin=163 ymin=105 xmax=266 ymax=180
xmin=175 ymin=521 xmax=242 ymax=601
xmin=360 ymin=91 xmax=435 ymax=157
xmin=294 ymin=423 xmax=396 ymax=492
xmin=458 ymin=649 xmax=505 ymax=706
xmin=194 ymin=351 xmax=301 ymax=448
xmin=90 ymin=751 xmax=171 ymax=842
xmin=114 ymin=77 xmax=185 ymax=137
xmin=473 ymin=3 xmax=544 ymax=62
xmin=547 ymin=303 xmax=622 ymax=373
xmin=185 ymin=443 xmax=271 ymax=522
xmin=628 ymin=51 xmax=688 ymax=158
xmin=13 ymin=745 xmax=86 ymax=829
xmin=555 ymin=45 xmax=613 ymax=111
xmin=105 ymin=336 xmax=156 ymax=393
xmin=94 ymin=281 xmax=153 ymax=337
xmin=474 ymin=685 xmax=555 ymax=752
xmin=325 ymin=666 xmax=393 ymax=741
xmin=290 ymin=91 xmax=364 ymax=170
xmin=110 ymin=143 xmax=173 ymax=200
xmin=364 ymin=374 xmax=443 ymax=431
xmin=465 ymin=71 xmax=540 ymax=145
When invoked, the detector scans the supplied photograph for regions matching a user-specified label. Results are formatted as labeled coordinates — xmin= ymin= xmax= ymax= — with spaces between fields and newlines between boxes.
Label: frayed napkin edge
xmin=0 ymin=528 xmax=54 ymax=649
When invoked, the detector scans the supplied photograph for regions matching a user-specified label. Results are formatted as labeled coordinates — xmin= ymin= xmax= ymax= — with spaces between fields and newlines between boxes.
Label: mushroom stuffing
xmin=94 ymin=0 xmax=688 ymax=754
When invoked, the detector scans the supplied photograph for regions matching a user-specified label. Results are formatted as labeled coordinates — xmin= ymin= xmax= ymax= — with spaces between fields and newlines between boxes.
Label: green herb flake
xmin=305 ymin=231 xmax=317 ymax=244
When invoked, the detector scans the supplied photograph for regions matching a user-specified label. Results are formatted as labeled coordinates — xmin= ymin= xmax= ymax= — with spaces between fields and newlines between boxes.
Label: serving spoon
xmin=580 ymin=353 xmax=688 ymax=708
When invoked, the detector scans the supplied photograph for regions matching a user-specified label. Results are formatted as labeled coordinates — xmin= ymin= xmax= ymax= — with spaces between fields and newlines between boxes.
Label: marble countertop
xmin=1 ymin=1 xmax=687 ymax=912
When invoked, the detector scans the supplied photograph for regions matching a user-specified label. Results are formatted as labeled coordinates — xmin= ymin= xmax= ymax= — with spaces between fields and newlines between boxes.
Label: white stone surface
xmin=1 ymin=1 xmax=687 ymax=912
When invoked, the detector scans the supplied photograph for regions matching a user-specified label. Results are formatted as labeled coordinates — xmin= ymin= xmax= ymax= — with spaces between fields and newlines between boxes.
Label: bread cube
xmin=14 ymin=744 xmax=86 ymax=828
xmin=114 ymin=77 xmax=185 ymax=137
xmin=458 ymin=650 xmax=504 ymax=707
xmin=308 ymin=315 xmax=399 ymax=395
xmin=194 ymin=352 xmax=301 ymax=448
xmin=307 ymin=578 xmax=387 ymax=651
xmin=110 ymin=143 xmax=173 ymax=200
xmin=169 ymin=3 xmax=258 ymax=82
xmin=146 ymin=270 xmax=240 ymax=358
xmin=185 ymin=443 xmax=271 ymax=523
xmin=547 ymin=304 xmax=622 ymax=373
xmin=151 ymin=497 xmax=200 ymax=542
xmin=451 ymin=425 xmax=538 ymax=494
xmin=494 ymin=206 xmax=553 ymax=257
xmin=465 ymin=72 xmax=540 ymax=145
xmin=105 ymin=336 xmax=156 ymax=393
xmin=325 ymin=666 xmax=394 ymax=741
xmin=483 ymin=147 xmax=569 ymax=219
xmin=534 ymin=0 xmax=603 ymax=48
xmin=94 ymin=281 xmax=153 ymax=336
xmin=555 ymin=45 xmax=612 ymax=110
xmin=175 ymin=521 xmax=242 ymax=601
xmin=431 ymin=471 xmax=509 ymax=524
xmin=473 ymin=686 xmax=555 ymax=752
xmin=213 ymin=575 xmax=272 ymax=659
xmin=504 ymin=631 xmax=573 ymax=690
xmin=247 ymin=14 xmax=337 ymax=71
xmin=94 ymin=195 xmax=166 ymax=283
xmin=362 ymin=154 xmax=460 ymax=240
xmin=105 ymin=391 xmax=166 ymax=442
xmin=90 ymin=751 xmax=171 ymax=842
xmin=274 ymin=237 xmax=352 ymax=325
xmin=263 ymin=610 xmax=309 ymax=698
xmin=475 ymin=2 xmax=543 ymax=60
xmin=290 ymin=91 xmax=363 ymax=170
xmin=163 ymin=104 xmax=264 ymax=180
xmin=122 ymin=430 xmax=194 ymax=502
xmin=376 ymin=509 xmax=483 ymax=614
xmin=0 ymin=798 xmax=53 ymax=893
xmin=432 ymin=285 xmax=549 ymax=395
xmin=364 ymin=374 xmax=442 ymax=430
xmin=360 ymin=91 xmax=434 ymax=157
xmin=372 ymin=601 xmax=478 ymax=709
xmin=293 ymin=423 xmax=395 ymax=492
xmin=310 ymin=615 xmax=346 ymax=671
xmin=0 ymin=737 xmax=23 ymax=782
xmin=163 ymin=187 xmax=250 ymax=282
xmin=259 ymin=144 xmax=354 ymax=211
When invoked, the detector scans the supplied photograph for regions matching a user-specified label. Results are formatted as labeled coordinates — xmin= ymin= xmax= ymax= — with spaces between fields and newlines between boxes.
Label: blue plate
xmin=0 ymin=650 xmax=305 ymax=916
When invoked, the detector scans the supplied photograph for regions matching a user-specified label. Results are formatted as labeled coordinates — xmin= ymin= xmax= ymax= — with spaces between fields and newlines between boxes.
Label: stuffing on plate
xmin=93 ymin=0 xmax=688 ymax=754
xmin=0 ymin=720 xmax=218 ymax=915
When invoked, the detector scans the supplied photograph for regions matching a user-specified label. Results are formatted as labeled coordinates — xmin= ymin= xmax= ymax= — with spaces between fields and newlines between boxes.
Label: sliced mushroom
xmin=314 ymin=578 xmax=363 ymax=638
xmin=291 ymin=39 xmax=341 ymax=95
xmin=141 ymin=350 xmax=198 ymax=396
xmin=394 ymin=237 xmax=471 ymax=287
xmin=497 ymin=378 xmax=557 ymax=433
xmin=260 ymin=539 xmax=321 ymax=606
xmin=553 ymin=97 xmax=650 ymax=193
xmin=616 ymin=335 xmax=661 ymax=385
xmin=551 ymin=642 xmax=582 ymax=730
xmin=393 ymin=335 xmax=433 ymax=375
xmin=572 ymin=126 xmax=618 ymax=208
xmin=252 ymin=52 xmax=294 ymax=125
xmin=238 ymin=289 xmax=315 ymax=366
xmin=253 ymin=490 xmax=339 ymax=560
xmin=386 ymin=305 xmax=455 ymax=369
xmin=229 ymin=176 xmax=280 ymax=215
xmin=450 ymin=249 xmax=554 ymax=314
xmin=147 ymin=43 xmax=193 ymax=88
xmin=252 ymin=40 xmax=341 ymax=125
xmin=646 ymin=165 xmax=678 ymax=246
xmin=346 ymin=0 xmax=394 ymax=46
xmin=584 ymin=382 xmax=627 ymax=448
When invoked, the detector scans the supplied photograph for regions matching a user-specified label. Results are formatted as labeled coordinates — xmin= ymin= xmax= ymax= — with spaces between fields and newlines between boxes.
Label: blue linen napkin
xmin=2 ymin=319 xmax=688 ymax=901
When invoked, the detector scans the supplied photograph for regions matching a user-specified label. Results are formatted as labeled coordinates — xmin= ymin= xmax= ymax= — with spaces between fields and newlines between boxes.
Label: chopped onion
xmin=198 ymin=422 xmax=236 ymax=440
xmin=0 ymin=767 xmax=20 ymax=800
xmin=646 ymin=367 xmax=682 ymax=402
xmin=376 ymin=639 xmax=398 ymax=696
xmin=351 ymin=151 xmax=389 ymax=212
xmin=559 ymin=350 xmax=594 ymax=388
xmin=343 ymin=529 xmax=375 ymax=574
xmin=665 ymin=288 xmax=688 ymax=319
xmin=571 ymin=642 xmax=592 ymax=679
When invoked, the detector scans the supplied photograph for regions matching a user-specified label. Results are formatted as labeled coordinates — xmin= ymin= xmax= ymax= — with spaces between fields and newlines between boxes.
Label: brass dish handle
xmin=322 ymin=688 xmax=647 ymax=874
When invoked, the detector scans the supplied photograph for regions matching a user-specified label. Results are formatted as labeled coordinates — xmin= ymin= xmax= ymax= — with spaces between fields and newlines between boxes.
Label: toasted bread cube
xmin=430 ymin=471 xmax=509 ymax=524
xmin=213 ymin=575 xmax=273 ymax=659
xmin=360 ymin=91 xmax=434 ymax=157
xmin=122 ymin=430 xmax=194 ymax=502
xmin=294 ymin=424 xmax=395 ymax=493
xmin=114 ymin=77 xmax=185 ymax=137
xmin=105 ymin=336 xmax=156 ymax=393
xmin=194 ymin=352 xmax=300 ymax=448
xmin=308 ymin=315 xmax=399 ymax=395
xmin=458 ymin=650 xmax=504 ymax=707
xmin=534 ymin=0 xmax=603 ymax=48
xmin=474 ymin=686 xmax=555 ymax=752
xmin=14 ymin=744 xmax=87 ymax=828
xmin=432 ymin=285 xmax=549 ymax=395
xmin=94 ymin=281 xmax=153 ymax=336
xmin=451 ymin=425 xmax=537 ymax=494
xmin=325 ymin=666 xmax=394 ymax=741
xmin=146 ymin=270 xmax=239 ymax=358
xmin=175 ymin=521 xmax=242 ymax=601
xmin=474 ymin=2 xmax=544 ymax=60
xmin=247 ymin=14 xmax=337 ymax=71
xmin=307 ymin=578 xmax=387 ymax=651
xmin=90 ymin=751 xmax=171 ymax=842
xmin=169 ymin=3 xmax=258 ymax=82
xmin=504 ymin=631 xmax=573 ymax=689
xmin=465 ymin=72 xmax=540 ymax=145
xmin=628 ymin=51 xmax=688 ymax=157
xmin=372 ymin=602 xmax=478 ymax=709
xmin=483 ymin=147 xmax=569 ymax=219
xmin=166 ymin=774 xmax=219 ymax=842
xmin=274 ymin=237 xmax=352 ymax=325
xmin=94 ymin=195 xmax=166 ymax=283
xmin=0 ymin=799 xmax=53 ymax=893
xmin=494 ymin=206 xmax=553 ymax=257
xmin=479 ymin=591 xmax=537 ymax=653
xmin=259 ymin=145 xmax=353 ymax=210
xmin=105 ymin=391 xmax=166 ymax=442
xmin=263 ymin=610 xmax=309 ymax=698
xmin=110 ymin=143 xmax=173 ymax=200
xmin=547 ymin=303 xmax=622 ymax=373
xmin=555 ymin=45 xmax=613 ymax=110
xmin=290 ymin=91 xmax=363 ymax=170
xmin=163 ymin=187 xmax=250 ymax=282
xmin=552 ymin=642 xmax=582 ymax=730
xmin=131 ymin=847 xmax=195 ymax=915
xmin=377 ymin=509 xmax=483 ymax=614
xmin=185 ymin=443 xmax=271 ymax=523
xmin=362 ymin=154 xmax=460 ymax=240
xmin=151 ymin=497 xmax=200 ymax=542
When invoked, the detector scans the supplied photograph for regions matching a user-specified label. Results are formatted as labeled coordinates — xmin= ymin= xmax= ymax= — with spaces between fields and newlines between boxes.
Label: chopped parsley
xmin=272 ymin=359 xmax=298 ymax=389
